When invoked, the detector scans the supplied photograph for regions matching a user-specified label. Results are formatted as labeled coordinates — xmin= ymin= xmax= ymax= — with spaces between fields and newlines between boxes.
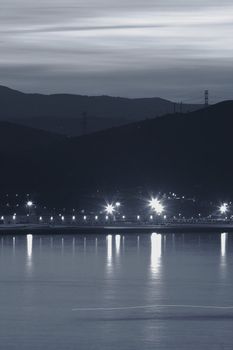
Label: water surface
xmin=0 ymin=232 xmax=232 ymax=349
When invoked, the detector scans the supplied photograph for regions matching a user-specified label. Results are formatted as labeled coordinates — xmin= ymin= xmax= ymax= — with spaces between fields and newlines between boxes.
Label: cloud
xmin=0 ymin=0 xmax=232 ymax=101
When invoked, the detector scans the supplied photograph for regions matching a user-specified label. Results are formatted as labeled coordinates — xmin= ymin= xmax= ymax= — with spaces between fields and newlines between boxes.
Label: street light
xmin=26 ymin=201 xmax=33 ymax=216
xmin=219 ymin=203 xmax=228 ymax=215
xmin=104 ymin=203 xmax=115 ymax=215
xmin=149 ymin=197 xmax=164 ymax=215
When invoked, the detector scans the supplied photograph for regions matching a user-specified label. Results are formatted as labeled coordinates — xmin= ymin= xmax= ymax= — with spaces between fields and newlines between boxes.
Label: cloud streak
xmin=0 ymin=0 xmax=232 ymax=101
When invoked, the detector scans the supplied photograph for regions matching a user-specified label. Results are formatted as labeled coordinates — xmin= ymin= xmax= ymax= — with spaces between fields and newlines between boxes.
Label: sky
xmin=0 ymin=0 xmax=232 ymax=102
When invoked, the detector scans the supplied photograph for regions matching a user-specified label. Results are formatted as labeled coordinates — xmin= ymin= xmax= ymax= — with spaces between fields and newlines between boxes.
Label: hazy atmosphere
xmin=1 ymin=0 xmax=232 ymax=101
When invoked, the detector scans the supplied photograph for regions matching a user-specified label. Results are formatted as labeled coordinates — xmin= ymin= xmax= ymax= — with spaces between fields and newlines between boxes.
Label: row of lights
xmin=1 ymin=199 xmax=230 ymax=221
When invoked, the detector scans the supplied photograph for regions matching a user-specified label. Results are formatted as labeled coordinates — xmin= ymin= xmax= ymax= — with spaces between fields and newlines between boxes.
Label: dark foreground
xmin=0 ymin=231 xmax=232 ymax=349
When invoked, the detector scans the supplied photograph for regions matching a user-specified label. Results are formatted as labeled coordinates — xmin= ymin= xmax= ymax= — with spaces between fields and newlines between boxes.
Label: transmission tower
xmin=205 ymin=90 xmax=209 ymax=107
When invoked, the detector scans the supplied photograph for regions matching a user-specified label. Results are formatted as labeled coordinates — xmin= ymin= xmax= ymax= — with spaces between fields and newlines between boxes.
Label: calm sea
xmin=0 ymin=232 xmax=232 ymax=349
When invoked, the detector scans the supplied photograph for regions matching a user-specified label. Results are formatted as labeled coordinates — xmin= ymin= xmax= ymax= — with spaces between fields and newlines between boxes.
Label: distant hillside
xmin=0 ymin=101 xmax=233 ymax=204
xmin=0 ymin=121 xmax=65 ymax=191
xmin=0 ymin=121 xmax=65 ymax=155
xmin=51 ymin=101 xmax=233 ymax=198
xmin=0 ymin=86 xmax=202 ymax=136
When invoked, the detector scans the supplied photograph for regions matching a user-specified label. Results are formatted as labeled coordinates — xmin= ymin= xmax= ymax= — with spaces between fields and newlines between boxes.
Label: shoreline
xmin=0 ymin=223 xmax=233 ymax=235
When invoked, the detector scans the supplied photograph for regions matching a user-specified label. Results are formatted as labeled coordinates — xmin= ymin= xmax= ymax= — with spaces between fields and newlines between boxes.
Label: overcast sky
xmin=0 ymin=0 xmax=232 ymax=102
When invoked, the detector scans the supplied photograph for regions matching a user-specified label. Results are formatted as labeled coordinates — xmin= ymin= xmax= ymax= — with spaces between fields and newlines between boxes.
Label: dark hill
xmin=0 ymin=121 xmax=65 ymax=155
xmin=0 ymin=86 xmax=202 ymax=136
xmin=0 ymin=121 xmax=65 ymax=192
xmin=0 ymin=101 xmax=232 ymax=203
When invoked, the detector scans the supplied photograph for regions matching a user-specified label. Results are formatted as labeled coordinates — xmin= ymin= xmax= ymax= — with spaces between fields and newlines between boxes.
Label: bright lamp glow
xmin=219 ymin=203 xmax=228 ymax=214
xmin=149 ymin=197 xmax=164 ymax=215
xmin=27 ymin=201 xmax=33 ymax=207
xmin=105 ymin=203 xmax=115 ymax=215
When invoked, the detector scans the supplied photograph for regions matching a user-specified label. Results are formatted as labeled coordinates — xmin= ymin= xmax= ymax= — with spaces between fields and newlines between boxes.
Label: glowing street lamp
xmin=26 ymin=201 xmax=33 ymax=216
xmin=149 ymin=197 xmax=164 ymax=215
xmin=104 ymin=203 xmax=115 ymax=215
xmin=219 ymin=203 xmax=228 ymax=215
xmin=115 ymin=202 xmax=121 ymax=208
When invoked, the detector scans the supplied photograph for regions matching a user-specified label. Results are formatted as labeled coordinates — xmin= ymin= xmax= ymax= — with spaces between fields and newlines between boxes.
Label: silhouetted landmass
xmin=0 ymin=85 xmax=202 ymax=136
xmin=0 ymin=101 xmax=232 ymax=205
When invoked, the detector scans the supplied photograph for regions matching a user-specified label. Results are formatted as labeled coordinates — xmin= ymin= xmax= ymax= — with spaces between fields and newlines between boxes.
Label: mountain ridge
xmin=0 ymin=85 xmax=203 ymax=136
xmin=1 ymin=101 xmax=233 ymax=204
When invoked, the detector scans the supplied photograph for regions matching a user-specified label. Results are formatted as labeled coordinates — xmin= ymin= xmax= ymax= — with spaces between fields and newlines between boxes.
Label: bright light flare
xmin=105 ymin=203 xmax=115 ymax=215
xmin=27 ymin=201 xmax=33 ymax=207
xmin=219 ymin=203 xmax=228 ymax=214
xmin=149 ymin=197 xmax=164 ymax=215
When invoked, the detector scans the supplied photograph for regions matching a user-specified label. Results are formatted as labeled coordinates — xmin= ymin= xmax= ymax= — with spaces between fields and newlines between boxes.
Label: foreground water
xmin=0 ymin=232 xmax=232 ymax=349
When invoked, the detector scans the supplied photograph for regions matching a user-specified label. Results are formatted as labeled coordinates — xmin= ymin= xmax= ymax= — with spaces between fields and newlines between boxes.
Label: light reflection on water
xmin=26 ymin=234 xmax=33 ymax=274
xmin=115 ymin=234 xmax=121 ymax=257
xmin=150 ymin=232 xmax=162 ymax=278
xmin=221 ymin=232 xmax=227 ymax=258
xmin=0 ymin=232 xmax=232 ymax=350
xmin=106 ymin=234 xmax=113 ymax=271
xmin=12 ymin=236 xmax=15 ymax=256
xmin=220 ymin=232 xmax=228 ymax=279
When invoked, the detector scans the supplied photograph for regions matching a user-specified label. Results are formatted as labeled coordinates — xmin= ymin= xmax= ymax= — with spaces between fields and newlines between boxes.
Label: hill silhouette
xmin=0 ymin=121 xmax=65 ymax=194
xmin=0 ymin=85 xmax=202 ymax=136
xmin=0 ymin=101 xmax=232 ymax=204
